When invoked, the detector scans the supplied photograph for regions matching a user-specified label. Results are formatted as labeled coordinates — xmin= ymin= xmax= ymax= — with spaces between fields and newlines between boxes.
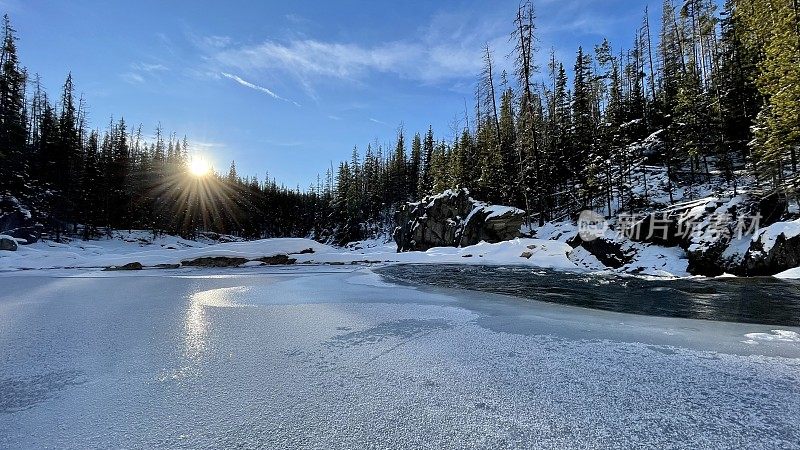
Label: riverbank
xmin=3 ymin=229 xmax=800 ymax=279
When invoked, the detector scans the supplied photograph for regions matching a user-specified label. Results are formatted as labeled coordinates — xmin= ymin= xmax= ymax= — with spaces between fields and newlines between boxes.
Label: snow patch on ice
xmin=743 ymin=330 xmax=800 ymax=345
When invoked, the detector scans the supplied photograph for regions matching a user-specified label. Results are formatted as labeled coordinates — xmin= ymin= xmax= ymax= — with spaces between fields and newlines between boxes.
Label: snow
xmin=0 ymin=231 xmax=583 ymax=273
xmin=775 ymin=266 xmax=800 ymax=279
xmin=0 ymin=226 xmax=687 ymax=278
xmin=620 ymin=243 xmax=690 ymax=277
xmin=3 ymin=205 xmax=800 ymax=279
xmin=754 ymin=218 xmax=800 ymax=253
xmin=310 ymin=238 xmax=580 ymax=270
xmin=483 ymin=205 xmax=525 ymax=221
xmin=0 ymin=233 xmax=334 ymax=271
xmin=743 ymin=330 xmax=800 ymax=344
xmin=720 ymin=235 xmax=752 ymax=265
xmin=1 ymin=269 xmax=799 ymax=448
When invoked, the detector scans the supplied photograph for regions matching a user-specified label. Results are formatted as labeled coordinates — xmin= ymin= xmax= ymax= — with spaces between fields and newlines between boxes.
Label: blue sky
xmin=7 ymin=0 xmax=666 ymax=187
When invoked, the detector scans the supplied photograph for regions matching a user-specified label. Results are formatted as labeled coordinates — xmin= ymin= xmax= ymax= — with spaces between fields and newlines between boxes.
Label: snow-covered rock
xmin=0 ymin=234 xmax=18 ymax=251
xmin=394 ymin=189 xmax=526 ymax=252
xmin=0 ymin=195 xmax=41 ymax=244
xmin=741 ymin=219 xmax=800 ymax=276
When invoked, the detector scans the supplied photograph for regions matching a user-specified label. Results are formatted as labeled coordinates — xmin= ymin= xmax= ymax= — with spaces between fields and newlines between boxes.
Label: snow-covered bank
xmin=0 ymin=228 xmax=606 ymax=274
xmin=3 ymin=223 xmax=800 ymax=279
xmin=0 ymin=232 xmax=330 ymax=271
xmin=0 ymin=231 xmax=583 ymax=273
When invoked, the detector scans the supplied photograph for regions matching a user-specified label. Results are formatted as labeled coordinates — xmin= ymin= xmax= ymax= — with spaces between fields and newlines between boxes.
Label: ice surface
xmin=1 ymin=268 xmax=799 ymax=448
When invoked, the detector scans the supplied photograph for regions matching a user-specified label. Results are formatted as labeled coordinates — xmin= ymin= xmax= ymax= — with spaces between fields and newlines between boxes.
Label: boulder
xmin=682 ymin=194 xmax=790 ymax=276
xmin=628 ymin=212 xmax=684 ymax=247
xmin=256 ymin=254 xmax=297 ymax=265
xmin=181 ymin=256 xmax=249 ymax=267
xmin=181 ymin=254 xmax=297 ymax=267
xmin=460 ymin=206 xmax=526 ymax=247
xmin=757 ymin=191 xmax=788 ymax=227
xmin=104 ymin=262 xmax=143 ymax=271
xmin=0 ymin=235 xmax=18 ymax=251
xmin=568 ymin=234 xmax=633 ymax=269
xmin=394 ymin=189 xmax=525 ymax=252
xmin=739 ymin=220 xmax=800 ymax=276
xmin=394 ymin=189 xmax=473 ymax=251
xmin=0 ymin=195 xmax=41 ymax=244
xmin=611 ymin=193 xmax=793 ymax=276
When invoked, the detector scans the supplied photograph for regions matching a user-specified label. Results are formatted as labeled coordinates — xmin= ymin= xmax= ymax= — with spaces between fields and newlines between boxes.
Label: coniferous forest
xmin=1 ymin=0 xmax=799 ymax=244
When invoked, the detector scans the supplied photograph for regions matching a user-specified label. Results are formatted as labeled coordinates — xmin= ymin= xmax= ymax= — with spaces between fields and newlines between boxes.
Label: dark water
xmin=377 ymin=264 xmax=800 ymax=326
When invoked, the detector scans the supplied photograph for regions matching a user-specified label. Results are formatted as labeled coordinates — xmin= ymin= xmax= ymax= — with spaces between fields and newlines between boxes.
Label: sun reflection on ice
xmin=184 ymin=286 xmax=248 ymax=360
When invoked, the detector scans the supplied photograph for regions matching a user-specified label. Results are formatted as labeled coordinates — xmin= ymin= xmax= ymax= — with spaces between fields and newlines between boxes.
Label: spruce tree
xmin=0 ymin=14 xmax=27 ymax=195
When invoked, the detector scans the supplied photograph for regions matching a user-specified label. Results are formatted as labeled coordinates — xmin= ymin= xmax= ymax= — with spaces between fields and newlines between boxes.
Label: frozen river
xmin=1 ymin=266 xmax=800 ymax=448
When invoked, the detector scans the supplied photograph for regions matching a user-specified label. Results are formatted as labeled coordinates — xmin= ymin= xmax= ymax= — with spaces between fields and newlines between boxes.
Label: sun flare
xmin=189 ymin=157 xmax=211 ymax=177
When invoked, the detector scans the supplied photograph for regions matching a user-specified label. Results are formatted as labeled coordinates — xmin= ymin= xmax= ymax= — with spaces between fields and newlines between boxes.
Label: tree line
xmin=0 ymin=14 xmax=318 ymax=240
xmin=327 ymin=0 xmax=799 ymax=238
xmin=1 ymin=0 xmax=799 ymax=244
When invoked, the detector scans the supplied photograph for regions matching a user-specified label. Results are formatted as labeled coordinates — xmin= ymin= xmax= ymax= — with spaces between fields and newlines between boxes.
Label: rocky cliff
xmin=393 ymin=189 xmax=527 ymax=252
xmin=394 ymin=189 xmax=800 ymax=277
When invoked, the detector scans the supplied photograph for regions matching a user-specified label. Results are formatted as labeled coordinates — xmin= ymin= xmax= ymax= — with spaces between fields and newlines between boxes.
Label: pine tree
xmin=409 ymin=132 xmax=422 ymax=200
xmin=390 ymin=127 xmax=406 ymax=203
xmin=227 ymin=160 xmax=238 ymax=182
xmin=498 ymin=80 xmax=518 ymax=206
xmin=717 ymin=0 xmax=761 ymax=167
xmin=0 ymin=14 xmax=27 ymax=195
xmin=743 ymin=0 xmax=800 ymax=182
xmin=513 ymin=0 xmax=544 ymax=223
xmin=572 ymin=46 xmax=596 ymax=205
xmin=418 ymin=126 xmax=434 ymax=196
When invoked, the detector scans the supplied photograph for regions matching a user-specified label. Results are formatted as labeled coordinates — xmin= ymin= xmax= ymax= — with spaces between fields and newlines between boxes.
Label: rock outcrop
xmin=394 ymin=189 xmax=526 ymax=252
xmin=0 ymin=195 xmax=41 ymax=244
xmin=181 ymin=254 xmax=298 ymax=268
xmin=0 ymin=235 xmax=18 ymax=251
xmin=738 ymin=220 xmax=800 ymax=276
xmin=181 ymin=256 xmax=249 ymax=267
xmin=104 ymin=262 xmax=143 ymax=271
xmin=621 ymin=192 xmax=797 ymax=276
xmin=568 ymin=234 xmax=634 ymax=269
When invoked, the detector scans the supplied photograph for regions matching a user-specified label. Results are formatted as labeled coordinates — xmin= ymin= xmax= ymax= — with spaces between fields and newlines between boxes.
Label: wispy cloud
xmin=213 ymin=39 xmax=487 ymax=85
xmin=121 ymin=61 xmax=170 ymax=85
xmin=194 ymin=2 xmax=637 ymax=101
xmin=131 ymin=62 xmax=169 ymax=72
xmin=369 ymin=118 xmax=388 ymax=125
xmin=120 ymin=72 xmax=145 ymax=84
xmin=221 ymin=72 xmax=301 ymax=107
xmin=204 ymin=9 xmax=515 ymax=93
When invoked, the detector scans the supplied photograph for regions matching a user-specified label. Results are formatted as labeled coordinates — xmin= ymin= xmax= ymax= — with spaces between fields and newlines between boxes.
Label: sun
xmin=189 ymin=157 xmax=211 ymax=177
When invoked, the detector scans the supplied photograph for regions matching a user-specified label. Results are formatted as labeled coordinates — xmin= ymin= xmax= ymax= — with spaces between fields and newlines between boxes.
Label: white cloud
xmin=221 ymin=72 xmax=301 ymax=107
xmin=121 ymin=61 xmax=170 ymax=85
xmin=369 ymin=118 xmax=388 ymax=125
xmin=207 ymin=10 xmax=513 ymax=87
xmin=120 ymin=72 xmax=145 ymax=84
xmin=131 ymin=62 xmax=169 ymax=72
xmin=194 ymin=1 xmax=636 ymax=100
